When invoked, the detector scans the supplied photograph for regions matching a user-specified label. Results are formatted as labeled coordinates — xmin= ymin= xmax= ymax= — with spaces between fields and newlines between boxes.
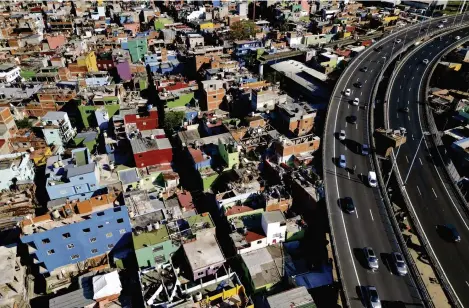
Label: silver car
xmin=392 ymin=252 xmax=408 ymax=276
xmin=367 ymin=286 xmax=381 ymax=308
xmin=364 ymin=247 xmax=379 ymax=271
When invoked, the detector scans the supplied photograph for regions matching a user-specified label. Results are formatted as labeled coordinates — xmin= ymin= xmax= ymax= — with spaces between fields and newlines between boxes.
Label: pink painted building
xmin=46 ymin=34 xmax=67 ymax=50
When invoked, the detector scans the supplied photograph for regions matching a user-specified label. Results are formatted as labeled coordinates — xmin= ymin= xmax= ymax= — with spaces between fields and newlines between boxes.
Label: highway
xmin=387 ymin=26 xmax=469 ymax=307
xmin=323 ymin=15 xmax=469 ymax=307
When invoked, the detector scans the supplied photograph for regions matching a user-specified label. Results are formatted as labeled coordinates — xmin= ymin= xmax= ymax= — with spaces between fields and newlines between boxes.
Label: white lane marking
xmin=417 ymin=67 xmax=419 ymax=71
xmin=355 ymin=209 xmax=359 ymax=219
xmin=356 ymin=124 xmax=358 ymax=130
xmin=348 ymin=171 xmax=350 ymax=179
xmin=407 ymin=100 xmax=410 ymax=105
xmin=397 ymin=97 xmax=400 ymax=102
xmin=409 ymin=88 xmax=411 ymax=92
xmin=348 ymin=103 xmax=349 ymax=109
xmin=417 ymin=185 xmax=422 ymax=196
xmin=466 ymin=281 xmax=469 ymax=287
xmin=432 ymin=188 xmax=438 ymax=198
xmin=369 ymin=209 xmax=374 ymax=221
xmin=365 ymin=80 xmax=367 ymax=83
xmin=408 ymin=115 xmax=411 ymax=121
xmin=400 ymin=85 xmax=402 ymax=89
xmin=404 ymin=74 xmax=406 ymax=78
xmin=345 ymin=122 xmax=347 ymax=127
xmin=406 ymin=155 xmax=409 ymax=163
xmin=370 ymin=69 xmax=373 ymax=72
xmin=397 ymin=112 xmax=399 ymax=119
xmin=360 ymin=91 xmax=363 ymax=96
xmin=412 ymin=76 xmax=414 ymax=80
xmin=419 ymin=158 xmax=423 ymax=165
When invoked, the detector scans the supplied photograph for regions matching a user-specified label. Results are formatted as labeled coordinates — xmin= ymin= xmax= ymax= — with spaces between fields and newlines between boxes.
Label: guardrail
xmin=382 ymin=26 xmax=469 ymax=308
xmin=322 ymin=15 xmax=452 ymax=308
xmin=369 ymin=38 xmax=436 ymax=308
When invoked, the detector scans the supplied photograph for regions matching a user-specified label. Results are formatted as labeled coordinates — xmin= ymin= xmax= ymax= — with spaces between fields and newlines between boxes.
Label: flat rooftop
xmin=183 ymin=233 xmax=225 ymax=271
xmin=130 ymin=137 xmax=172 ymax=154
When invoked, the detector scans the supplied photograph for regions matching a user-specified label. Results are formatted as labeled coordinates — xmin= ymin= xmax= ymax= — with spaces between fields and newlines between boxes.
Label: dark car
xmin=347 ymin=115 xmax=357 ymax=124
xmin=361 ymin=66 xmax=368 ymax=72
xmin=355 ymin=81 xmax=363 ymax=88
xmin=375 ymin=46 xmax=383 ymax=52
xmin=342 ymin=197 xmax=355 ymax=213
xmin=437 ymin=224 xmax=461 ymax=242
xmin=400 ymin=107 xmax=409 ymax=113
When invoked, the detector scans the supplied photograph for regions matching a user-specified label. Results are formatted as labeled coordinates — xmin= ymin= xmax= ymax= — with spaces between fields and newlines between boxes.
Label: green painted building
xmin=154 ymin=17 xmax=174 ymax=31
xmin=200 ymin=167 xmax=219 ymax=192
xmin=128 ymin=37 xmax=148 ymax=63
xmin=133 ymin=225 xmax=179 ymax=268
xmin=72 ymin=131 xmax=98 ymax=152
xmin=218 ymin=139 xmax=240 ymax=170
xmin=78 ymin=104 xmax=120 ymax=128
xmin=161 ymin=91 xmax=195 ymax=109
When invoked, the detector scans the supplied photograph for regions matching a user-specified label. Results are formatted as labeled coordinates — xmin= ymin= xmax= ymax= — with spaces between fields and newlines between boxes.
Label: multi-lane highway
xmin=387 ymin=26 xmax=469 ymax=307
xmin=323 ymin=15 xmax=469 ymax=307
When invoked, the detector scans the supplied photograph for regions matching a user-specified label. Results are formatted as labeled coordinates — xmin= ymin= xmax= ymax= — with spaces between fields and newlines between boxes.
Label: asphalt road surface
xmin=324 ymin=15 xmax=469 ymax=307
xmin=388 ymin=26 xmax=469 ymax=308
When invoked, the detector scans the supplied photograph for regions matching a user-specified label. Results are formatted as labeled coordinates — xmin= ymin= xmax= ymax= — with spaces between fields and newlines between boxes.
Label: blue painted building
xmin=46 ymin=148 xmax=102 ymax=201
xmin=21 ymin=205 xmax=131 ymax=274
xmin=234 ymin=40 xmax=263 ymax=57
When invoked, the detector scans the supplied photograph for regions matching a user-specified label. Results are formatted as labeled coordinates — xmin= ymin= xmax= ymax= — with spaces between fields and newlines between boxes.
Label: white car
xmin=395 ymin=39 xmax=402 ymax=44
xmin=438 ymin=24 xmax=444 ymax=28
xmin=353 ymin=98 xmax=359 ymax=106
xmin=442 ymin=19 xmax=448 ymax=23
xmin=344 ymin=88 xmax=351 ymax=96
xmin=422 ymin=59 xmax=429 ymax=65
xmin=456 ymin=36 xmax=461 ymax=40
xmin=339 ymin=130 xmax=346 ymax=141
xmin=368 ymin=171 xmax=377 ymax=187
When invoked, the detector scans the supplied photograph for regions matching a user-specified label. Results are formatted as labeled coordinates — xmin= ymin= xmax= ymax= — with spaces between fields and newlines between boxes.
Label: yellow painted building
xmin=198 ymin=284 xmax=254 ymax=308
xmin=200 ymin=22 xmax=214 ymax=30
xmin=77 ymin=51 xmax=98 ymax=72
xmin=383 ymin=15 xmax=399 ymax=23
xmin=30 ymin=147 xmax=53 ymax=166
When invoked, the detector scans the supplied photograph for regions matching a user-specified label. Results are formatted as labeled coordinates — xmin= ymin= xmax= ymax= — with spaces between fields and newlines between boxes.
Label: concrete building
xmin=21 ymin=193 xmax=130 ymax=274
xmin=0 ymin=64 xmax=20 ymax=83
xmin=275 ymin=101 xmax=317 ymax=137
xmin=39 ymin=111 xmax=76 ymax=149
xmin=45 ymin=148 xmax=101 ymax=201
xmin=0 ymin=152 xmax=34 ymax=191
xmin=251 ymin=88 xmax=288 ymax=111
xmin=201 ymin=79 xmax=225 ymax=111
xmin=130 ymin=137 xmax=173 ymax=168
xmin=0 ymin=107 xmax=17 ymax=138
xmin=0 ymin=244 xmax=27 ymax=308
xmin=261 ymin=211 xmax=287 ymax=245
xmin=266 ymin=286 xmax=314 ymax=308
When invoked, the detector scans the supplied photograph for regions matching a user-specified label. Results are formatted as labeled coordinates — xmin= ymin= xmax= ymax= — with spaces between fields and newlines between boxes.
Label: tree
xmin=163 ymin=111 xmax=185 ymax=133
xmin=229 ymin=20 xmax=258 ymax=41
xmin=15 ymin=118 xmax=32 ymax=129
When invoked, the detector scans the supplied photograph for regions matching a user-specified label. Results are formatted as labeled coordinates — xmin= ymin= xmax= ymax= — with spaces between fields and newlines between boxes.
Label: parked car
xmin=362 ymin=144 xmax=370 ymax=156
xmin=339 ymin=155 xmax=346 ymax=168
xmin=367 ymin=286 xmax=382 ymax=308
xmin=342 ymin=197 xmax=355 ymax=214
xmin=368 ymin=171 xmax=377 ymax=187
xmin=363 ymin=247 xmax=379 ymax=271
xmin=339 ymin=130 xmax=346 ymax=141
xmin=392 ymin=252 xmax=408 ymax=276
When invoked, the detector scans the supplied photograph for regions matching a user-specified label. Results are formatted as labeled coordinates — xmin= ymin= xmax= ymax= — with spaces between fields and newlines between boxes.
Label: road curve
xmin=387 ymin=26 xmax=469 ymax=307
xmin=323 ymin=15 xmax=469 ymax=307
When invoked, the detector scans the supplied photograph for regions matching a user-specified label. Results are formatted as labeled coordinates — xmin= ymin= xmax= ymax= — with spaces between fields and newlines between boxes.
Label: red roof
xmin=225 ymin=205 xmax=254 ymax=217
xmin=177 ymin=191 xmax=195 ymax=211
xmin=158 ymin=82 xmax=189 ymax=92
xmin=188 ymin=148 xmax=207 ymax=163
xmin=0 ymin=139 xmax=6 ymax=148
xmin=244 ymin=231 xmax=265 ymax=243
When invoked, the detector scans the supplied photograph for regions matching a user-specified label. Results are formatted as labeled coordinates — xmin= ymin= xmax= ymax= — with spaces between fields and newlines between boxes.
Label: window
xmin=42 ymin=238 xmax=50 ymax=244
xmin=67 ymin=243 xmax=75 ymax=249
xmin=97 ymin=212 xmax=105 ymax=216
xmin=257 ymin=240 xmax=263 ymax=244
xmin=98 ymin=225 xmax=103 ymax=229
xmin=83 ymin=228 xmax=90 ymax=233
xmin=62 ymin=232 xmax=71 ymax=239
xmin=113 ymin=207 xmax=121 ymax=212
xmin=90 ymin=237 xmax=97 ymax=243
xmin=49 ymin=132 xmax=54 ymax=134
xmin=117 ymin=218 xmax=124 ymax=224
xmin=106 ymin=232 xmax=113 ymax=238
xmin=213 ymin=95 xmax=217 ymax=99
xmin=119 ymin=229 xmax=126 ymax=234
xmin=47 ymin=249 xmax=55 ymax=255
xmin=107 ymin=244 xmax=114 ymax=249
xmin=79 ymin=177 xmax=84 ymax=180
xmin=91 ymin=248 xmax=98 ymax=254
xmin=90 ymin=184 xmax=96 ymax=188
xmin=143 ymin=122 xmax=146 ymax=125
xmin=71 ymin=254 xmax=79 ymax=260
xmin=152 ymin=246 xmax=163 ymax=253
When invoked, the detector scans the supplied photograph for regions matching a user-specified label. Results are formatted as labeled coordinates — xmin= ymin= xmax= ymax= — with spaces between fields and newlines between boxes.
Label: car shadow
xmin=357 ymin=173 xmax=368 ymax=186
xmin=344 ymin=139 xmax=361 ymax=155
xmin=435 ymin=225 xmax=453 ymax=242
xmin=355 ymin=285 xmax=367 ymax=307
xmin=353 ymin=248 xmax=368 ymax=269
xmin=381 ymin=300 xmax=406 ymax=308
xmin=380 ymin=252 xmax=393 ymax=274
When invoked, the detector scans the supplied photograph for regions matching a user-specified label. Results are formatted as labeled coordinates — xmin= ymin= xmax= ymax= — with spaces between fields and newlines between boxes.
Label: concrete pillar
xmin=259 ymin=63 xmax=264 ymax=79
